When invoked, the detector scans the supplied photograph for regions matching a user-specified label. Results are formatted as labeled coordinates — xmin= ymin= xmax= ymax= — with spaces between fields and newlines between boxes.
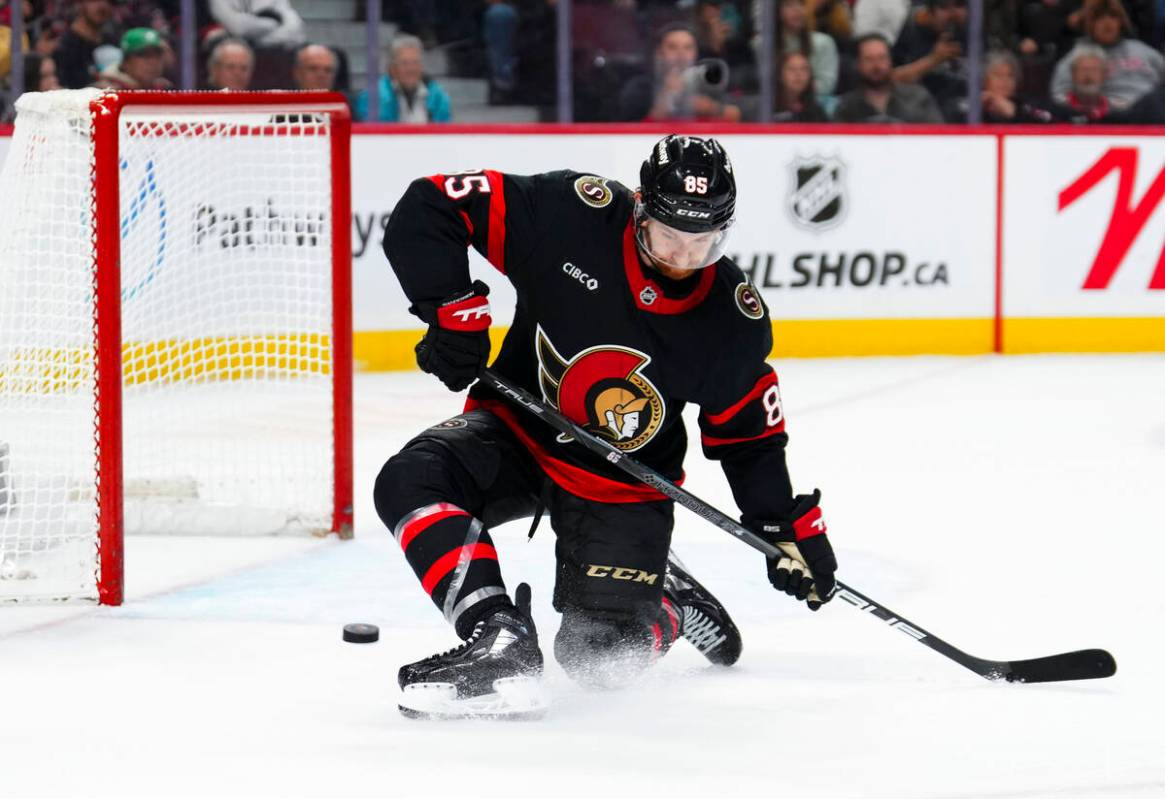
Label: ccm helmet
xmin=636 ymin=135 xmax=736 ymax=271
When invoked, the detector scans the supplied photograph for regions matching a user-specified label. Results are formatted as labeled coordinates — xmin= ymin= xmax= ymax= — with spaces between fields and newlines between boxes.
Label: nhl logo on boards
xmin=787 ymin=155 xmax=846 ymax=231
xmin=734 ymin=282 xmax=764 ymax=319
xmin=639 ymin=286 xmax=658 ymax=306
xmin=573 ymin=175 xmax=613 ymax=209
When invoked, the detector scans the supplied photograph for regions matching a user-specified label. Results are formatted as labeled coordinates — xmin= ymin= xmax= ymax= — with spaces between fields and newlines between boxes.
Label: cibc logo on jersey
xmin=535 ymin=325 xmax=664 ymax=452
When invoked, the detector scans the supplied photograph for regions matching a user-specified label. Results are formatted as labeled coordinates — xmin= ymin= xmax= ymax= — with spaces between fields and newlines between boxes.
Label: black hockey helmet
xmin=638 ymin=135 xmax=736 ymax=234
xmin=634 ymin=135 xmax=736 ymax=272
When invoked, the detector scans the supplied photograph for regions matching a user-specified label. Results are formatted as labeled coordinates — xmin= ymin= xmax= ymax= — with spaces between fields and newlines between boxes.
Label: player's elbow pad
xmin=383 ymin=179 xmax=433 ymax=261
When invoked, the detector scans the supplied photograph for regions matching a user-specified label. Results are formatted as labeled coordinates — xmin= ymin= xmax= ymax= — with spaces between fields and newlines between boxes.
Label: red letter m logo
xmin=1058 ymin=147 xmax=1165 ymax=290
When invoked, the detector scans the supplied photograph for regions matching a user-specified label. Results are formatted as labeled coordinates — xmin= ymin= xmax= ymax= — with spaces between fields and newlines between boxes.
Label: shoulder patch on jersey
xmin=573 ymin=175 xmax=613 ymax=208
xmin=734 ymin=282 xmax=765 ymax=320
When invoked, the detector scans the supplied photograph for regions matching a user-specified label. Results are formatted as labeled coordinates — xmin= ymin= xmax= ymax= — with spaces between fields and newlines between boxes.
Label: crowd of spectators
xmin=0 ymin=0 xmax=329 ymax=119
xmin=561 ymin=0 xmax=1165 ymax=123
xmin=3 ymin=0 xmax=1164 ymax=124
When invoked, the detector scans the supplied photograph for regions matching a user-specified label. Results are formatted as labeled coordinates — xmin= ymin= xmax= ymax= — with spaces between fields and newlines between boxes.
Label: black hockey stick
xmin=480 ymin=368 xmax=1116 ymax=684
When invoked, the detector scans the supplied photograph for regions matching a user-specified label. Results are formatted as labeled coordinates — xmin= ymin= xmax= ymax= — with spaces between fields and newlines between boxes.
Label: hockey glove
xmin=411 ymin=281 xmax=492 ymax=392
xmin=756 ymin=489 xmax=838 ymax=611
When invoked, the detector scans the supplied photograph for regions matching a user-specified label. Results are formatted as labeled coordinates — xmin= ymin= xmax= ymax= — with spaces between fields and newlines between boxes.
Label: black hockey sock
xmin=393 ymin=502 xmax=512 ymax=638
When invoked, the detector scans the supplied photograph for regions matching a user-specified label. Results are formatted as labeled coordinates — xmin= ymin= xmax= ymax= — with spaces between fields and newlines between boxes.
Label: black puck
xmin=342 ymin=623 xmax=379 ymax=644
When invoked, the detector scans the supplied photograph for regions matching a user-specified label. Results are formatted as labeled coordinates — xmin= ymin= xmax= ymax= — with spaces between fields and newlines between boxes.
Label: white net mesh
xmin=0 ymin=91 xmax=340 ymax=602
xmin=0 ymin=91 xmax=100 ymax=600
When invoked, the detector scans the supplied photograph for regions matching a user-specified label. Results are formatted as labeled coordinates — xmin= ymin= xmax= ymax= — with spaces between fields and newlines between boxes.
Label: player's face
xmin=639 ymin=217 xmax=720 ymax=274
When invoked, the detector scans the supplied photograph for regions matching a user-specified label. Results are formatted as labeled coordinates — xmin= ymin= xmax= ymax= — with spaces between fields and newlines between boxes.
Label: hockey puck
xmin=342 ymin=623 xmax=379 ymax=644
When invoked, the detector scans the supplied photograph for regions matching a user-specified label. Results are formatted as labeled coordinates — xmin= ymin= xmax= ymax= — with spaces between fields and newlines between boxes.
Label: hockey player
xmin=376 ymin=135 xmax=838 ymax=718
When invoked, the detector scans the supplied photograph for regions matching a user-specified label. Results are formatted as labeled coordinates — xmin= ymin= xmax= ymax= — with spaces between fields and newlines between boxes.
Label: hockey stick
xmin=480 ymin=368 xmax=1116 ymax=684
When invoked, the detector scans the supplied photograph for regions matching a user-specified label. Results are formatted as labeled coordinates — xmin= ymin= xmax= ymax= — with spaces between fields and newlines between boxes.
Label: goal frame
xmin=87 ymin=91 xmax=354 ymax=605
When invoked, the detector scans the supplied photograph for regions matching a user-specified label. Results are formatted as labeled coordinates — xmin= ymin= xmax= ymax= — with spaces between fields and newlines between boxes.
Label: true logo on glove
xmin=436 ymin=295 xmax=492 ymax=332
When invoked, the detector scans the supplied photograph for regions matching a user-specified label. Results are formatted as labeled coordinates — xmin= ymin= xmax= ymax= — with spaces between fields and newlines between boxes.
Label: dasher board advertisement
xmin=1002 ymin=136 xmax=1165 ymax=351
xmin=350 ymin=132 xmax=996 ymax=363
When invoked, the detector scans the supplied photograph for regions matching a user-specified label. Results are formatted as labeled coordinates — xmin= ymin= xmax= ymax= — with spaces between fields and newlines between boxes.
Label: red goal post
xmin=0 ymin=90 xmax=354 ymax=605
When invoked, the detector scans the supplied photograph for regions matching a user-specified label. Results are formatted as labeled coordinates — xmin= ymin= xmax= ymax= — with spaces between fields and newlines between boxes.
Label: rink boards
xmin=3 ymin=125 xmax=1162 ymax=361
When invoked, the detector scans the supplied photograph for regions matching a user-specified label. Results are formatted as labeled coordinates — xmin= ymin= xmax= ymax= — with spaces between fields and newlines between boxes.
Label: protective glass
xmin=634 ymin=202 xmax=733 ymax=273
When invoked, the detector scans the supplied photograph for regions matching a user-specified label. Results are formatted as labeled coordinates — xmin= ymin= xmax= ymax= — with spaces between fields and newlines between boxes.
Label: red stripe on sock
xmin=399 ymin=509 xmax=470 ymax=550
xmin=421 ymin=543 xmax=498 ymax=595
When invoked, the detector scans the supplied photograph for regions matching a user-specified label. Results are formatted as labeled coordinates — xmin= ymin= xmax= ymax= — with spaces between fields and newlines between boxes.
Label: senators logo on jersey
xmin=573 ymin=175 xmax=614 ymax=208
xmin=535 ymin=325 xmax=665 ymax=452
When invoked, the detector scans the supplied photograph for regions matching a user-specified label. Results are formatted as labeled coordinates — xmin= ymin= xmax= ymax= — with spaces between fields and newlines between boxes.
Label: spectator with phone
xmin=618 ymin=23 xmax=742 ymax=122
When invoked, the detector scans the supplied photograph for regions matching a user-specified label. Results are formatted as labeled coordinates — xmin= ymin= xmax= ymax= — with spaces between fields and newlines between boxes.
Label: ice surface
xmin=1 ymin=355 xmax=1163 ymax=799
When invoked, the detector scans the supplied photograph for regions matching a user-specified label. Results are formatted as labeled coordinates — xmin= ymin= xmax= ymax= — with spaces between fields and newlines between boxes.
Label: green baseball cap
xmin=120 ymin=28 xmax=165 ymax=56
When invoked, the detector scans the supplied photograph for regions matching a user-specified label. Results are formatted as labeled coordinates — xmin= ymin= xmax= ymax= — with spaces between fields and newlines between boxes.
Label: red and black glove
xmin=410 ymin=281 xmax=492 ymax=392
xmin=755 ymin=489 xmax=838 ymax=610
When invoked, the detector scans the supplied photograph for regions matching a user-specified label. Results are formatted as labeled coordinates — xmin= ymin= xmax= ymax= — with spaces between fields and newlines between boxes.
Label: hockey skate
xmin=665 ymin=552 xmax=742 ymax=666
xmin=398 ymin=583 xmax=546 ymax=720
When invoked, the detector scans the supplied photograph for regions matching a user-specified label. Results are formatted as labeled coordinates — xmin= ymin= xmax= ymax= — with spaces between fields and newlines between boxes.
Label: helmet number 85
xmin=684 ymin=175 xmax=709 ymax=195
xmin=762 ymin=384 xmax=784 ymax=428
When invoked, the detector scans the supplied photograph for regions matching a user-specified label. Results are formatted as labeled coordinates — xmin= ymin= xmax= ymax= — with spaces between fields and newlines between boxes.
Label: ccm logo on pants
xmin=585 ymin=565 xmax=658 ymax=585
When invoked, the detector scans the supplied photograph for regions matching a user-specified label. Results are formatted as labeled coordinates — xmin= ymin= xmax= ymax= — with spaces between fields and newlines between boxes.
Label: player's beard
xmin=636 ymin=234 xmax=711 ymax=277
xmin=635 ymin=221 xmax=722 ymax=276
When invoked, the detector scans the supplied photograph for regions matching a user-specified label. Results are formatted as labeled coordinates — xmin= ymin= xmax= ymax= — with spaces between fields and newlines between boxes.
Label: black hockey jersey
xmin=385 ymin=169 xmax=797 ymax=523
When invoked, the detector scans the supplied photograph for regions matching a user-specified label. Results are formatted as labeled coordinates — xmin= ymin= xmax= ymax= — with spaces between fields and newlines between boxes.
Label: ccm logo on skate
xmin=586 ymin=565 xmax=658 ymax=585
xmin=562 ymin=262 xmax=599 ymax=291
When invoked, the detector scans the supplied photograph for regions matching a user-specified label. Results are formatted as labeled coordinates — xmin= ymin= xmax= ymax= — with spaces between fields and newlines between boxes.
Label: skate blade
xmin=398 ymin=676 xmax=547 ymax=721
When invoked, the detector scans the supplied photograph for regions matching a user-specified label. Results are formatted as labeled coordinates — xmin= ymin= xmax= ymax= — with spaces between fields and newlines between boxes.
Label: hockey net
xmin=0 ymin=90 xmax=353 ymax=604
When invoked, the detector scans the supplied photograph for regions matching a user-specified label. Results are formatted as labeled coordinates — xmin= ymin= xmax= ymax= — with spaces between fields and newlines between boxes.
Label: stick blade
xmin=1004 ymin=648 xmax=1116 ymax=683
